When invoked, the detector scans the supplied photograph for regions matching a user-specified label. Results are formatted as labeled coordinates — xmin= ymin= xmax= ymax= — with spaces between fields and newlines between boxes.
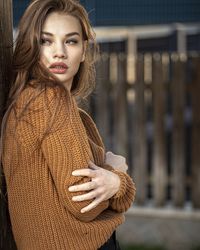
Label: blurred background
xmin=11 ymin=1 xmax=200 ymax=250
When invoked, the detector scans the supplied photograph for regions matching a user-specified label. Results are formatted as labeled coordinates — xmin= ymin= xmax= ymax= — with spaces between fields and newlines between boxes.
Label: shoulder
xmin=12 ymin=84 xmax=75 ymax=137
xmin=15 ymin=84 xmax=72 ymax=113
xmin=17 ymin=84 xmax=62 ymax=105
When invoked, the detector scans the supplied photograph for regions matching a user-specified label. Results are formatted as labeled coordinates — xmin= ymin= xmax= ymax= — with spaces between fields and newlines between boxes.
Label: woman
xmin=0 ymin=0 xmax=136 ymax=249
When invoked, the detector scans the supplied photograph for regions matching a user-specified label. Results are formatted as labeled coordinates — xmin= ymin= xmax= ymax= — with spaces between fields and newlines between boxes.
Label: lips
xmin=49 ymin=62 xmax=68 ymax=74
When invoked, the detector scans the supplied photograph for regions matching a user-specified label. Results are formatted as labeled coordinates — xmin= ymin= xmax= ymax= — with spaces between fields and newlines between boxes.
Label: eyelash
xmin=67 ymin=39 xmax=78 ymax=45
xmin=41 ymin=38 xmax=51 ymax=45
xmin=41 ymin=38 xmax=78 ymax=45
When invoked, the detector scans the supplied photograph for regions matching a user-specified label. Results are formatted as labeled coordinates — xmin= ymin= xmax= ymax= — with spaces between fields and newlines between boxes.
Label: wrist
xmin=113 ymin=173 xmax=121 ymax=196
xmin=111 ymin=169 xmax=127 ymax=199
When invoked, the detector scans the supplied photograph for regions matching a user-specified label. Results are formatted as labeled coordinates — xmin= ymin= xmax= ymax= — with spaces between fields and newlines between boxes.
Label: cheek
xmin=71 ymin=50 xmax=84 ymax=68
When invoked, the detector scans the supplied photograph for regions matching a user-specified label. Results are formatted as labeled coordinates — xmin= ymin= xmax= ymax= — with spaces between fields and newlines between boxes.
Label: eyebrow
xmin=42 ymin=31 xmax=80 ymax=37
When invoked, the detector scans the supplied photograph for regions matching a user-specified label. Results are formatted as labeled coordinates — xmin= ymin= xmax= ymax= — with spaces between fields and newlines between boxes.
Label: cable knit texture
xmin=2 ymin=85 xmax=136 ymax=250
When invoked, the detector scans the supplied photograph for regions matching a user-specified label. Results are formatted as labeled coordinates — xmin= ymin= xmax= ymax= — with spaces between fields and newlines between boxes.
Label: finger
xmin=81 ymin=197 xmax=102 ymax=213
xmin=68 ymin=181 xmax=96 ymax=192
xmin=72 ymin=168 xmax=96 ymax=178
xmin=88 ymin=161 xmax=99 ymax=170
xmin=72 ymin=190 xmax=97 ymax=202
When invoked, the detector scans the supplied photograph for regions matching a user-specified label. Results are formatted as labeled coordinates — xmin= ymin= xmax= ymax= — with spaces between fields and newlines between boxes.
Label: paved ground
xmin=117 ymin=206 xmax=200 ymax=250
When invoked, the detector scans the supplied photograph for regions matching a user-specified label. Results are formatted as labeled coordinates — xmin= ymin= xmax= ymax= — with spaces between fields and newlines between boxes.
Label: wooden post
xmin=0 ymin=0 xmax=13 ymax=117
xmin=0 ymin=1 xmax=16 ymax=250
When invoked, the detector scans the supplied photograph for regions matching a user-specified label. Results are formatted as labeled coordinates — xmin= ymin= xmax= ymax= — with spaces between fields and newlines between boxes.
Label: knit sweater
xmin=2 ymin=85 xmax=136 ymax=250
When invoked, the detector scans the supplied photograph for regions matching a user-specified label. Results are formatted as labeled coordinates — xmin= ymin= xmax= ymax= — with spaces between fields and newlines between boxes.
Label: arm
xmin=69 ymin=161 xmax=136 ymax=214
xmin=17 ymin=87 xmax=109 ymax=222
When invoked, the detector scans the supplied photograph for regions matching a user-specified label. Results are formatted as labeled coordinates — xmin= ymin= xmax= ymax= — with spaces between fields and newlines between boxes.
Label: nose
xmin=53 ymin=42 xmax=67 ymax=59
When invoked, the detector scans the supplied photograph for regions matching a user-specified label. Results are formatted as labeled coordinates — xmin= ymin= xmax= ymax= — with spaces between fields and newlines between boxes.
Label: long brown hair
xmin=0 ymin=0 xmax=98 ymax=246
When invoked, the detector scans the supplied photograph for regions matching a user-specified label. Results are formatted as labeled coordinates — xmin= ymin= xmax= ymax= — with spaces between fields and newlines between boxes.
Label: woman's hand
xmin=105 ymin=151 xmax=128 ymax=173
xmin=68 ymin=161 xmax=120 ymax=213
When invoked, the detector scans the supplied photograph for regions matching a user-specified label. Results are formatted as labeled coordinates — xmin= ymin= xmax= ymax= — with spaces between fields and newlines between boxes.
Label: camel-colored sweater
xmin=2 ymin=85 xmax=136 ymax=250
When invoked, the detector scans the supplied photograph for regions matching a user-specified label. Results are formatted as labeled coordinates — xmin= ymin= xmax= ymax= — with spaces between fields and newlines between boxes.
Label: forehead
xmin=42 ymin=12 xmax=82 ymax=35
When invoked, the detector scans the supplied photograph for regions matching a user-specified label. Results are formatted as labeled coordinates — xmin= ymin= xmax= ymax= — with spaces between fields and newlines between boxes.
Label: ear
xmin=81 ymin=41 xmax=87 ymax=62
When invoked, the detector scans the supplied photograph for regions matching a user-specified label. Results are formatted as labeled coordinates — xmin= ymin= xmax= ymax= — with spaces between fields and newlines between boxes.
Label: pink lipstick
xmin=49 ymin=62 xmax=68 ymax=74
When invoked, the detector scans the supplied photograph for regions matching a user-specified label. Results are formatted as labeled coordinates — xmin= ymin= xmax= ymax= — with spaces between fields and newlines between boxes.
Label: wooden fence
xmin=89 ymin=52 xmax=200 ymax=209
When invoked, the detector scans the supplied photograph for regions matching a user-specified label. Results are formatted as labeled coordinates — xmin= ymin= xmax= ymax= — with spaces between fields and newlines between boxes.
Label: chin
xmin=54 ymin=75 xmax=68 ymax=82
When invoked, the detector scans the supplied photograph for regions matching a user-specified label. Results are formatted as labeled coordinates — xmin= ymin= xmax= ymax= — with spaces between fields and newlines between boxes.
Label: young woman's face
xmin=40 ymin=12 xmax=86 ymax=91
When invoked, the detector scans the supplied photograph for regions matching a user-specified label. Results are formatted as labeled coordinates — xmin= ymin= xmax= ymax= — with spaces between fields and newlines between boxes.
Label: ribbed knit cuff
xmin=110 ymin=169 xmax=127 ymax=199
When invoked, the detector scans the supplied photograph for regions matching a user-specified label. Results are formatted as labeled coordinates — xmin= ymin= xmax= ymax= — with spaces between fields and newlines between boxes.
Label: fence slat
xmin=94 ymin=54 xmax=111 ymax=149
xmin=133 ymin=55 xmax=147 ymax=205
xmin=191 ymin=57 xmax=200 ymax=208
xmin=112 ymin=54 xmax=128 ymax=157
xmin=152 ymin=54 xmax=168 ymax=206
xmin=171 ymin=56 xmax=186 ymax=207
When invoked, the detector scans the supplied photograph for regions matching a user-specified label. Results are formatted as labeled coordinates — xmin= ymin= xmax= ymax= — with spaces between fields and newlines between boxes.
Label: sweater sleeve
xmin=103 ymin=164 xmax=136 ymax=213
xmin=110 ymin=169 xmax=136 ymax=212
xmin=16 ymin=86 xmax=109 ymax=222
xmin=78 ymin=109 xmax=136 ymax=212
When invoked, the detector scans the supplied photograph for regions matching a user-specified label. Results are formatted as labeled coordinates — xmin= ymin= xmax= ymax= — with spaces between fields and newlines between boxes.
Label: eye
xmin=41 ymin=38 xmax=52 ymax=45
xmin=66 ymin=39 xmax=78 ymax=45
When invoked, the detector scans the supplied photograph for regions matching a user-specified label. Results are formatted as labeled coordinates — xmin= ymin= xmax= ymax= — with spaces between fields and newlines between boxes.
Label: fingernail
xmin=81 ymin=209 xmax=85 ymax=213
xmin=72 ymin=171 xmax=78 ymax=176
xmin=68 ymin=187 xmax=73 ymax=191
